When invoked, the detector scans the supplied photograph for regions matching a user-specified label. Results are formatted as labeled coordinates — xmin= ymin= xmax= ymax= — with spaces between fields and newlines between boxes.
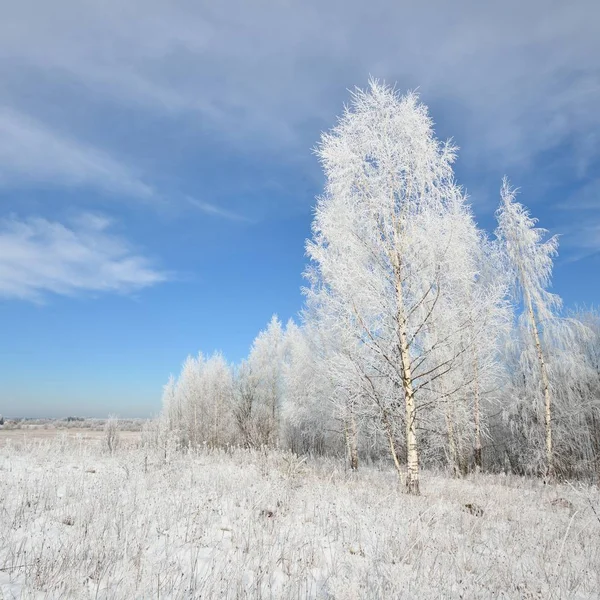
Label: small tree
xmin=247 ymin=315 xmax=286 ymax=446
xmin=283 ymin=317 xmax=350 ymax=462
xmin=232 ymin=360 xmax=272 ymax=449
xmin=104 ymin=414 xmax=120 ymax=455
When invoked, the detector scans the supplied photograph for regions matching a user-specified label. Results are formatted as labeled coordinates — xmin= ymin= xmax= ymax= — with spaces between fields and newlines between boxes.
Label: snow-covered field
xmin=1 ymin=439 xmax=599 ymax=599
xmin=0 ymin=429 xmax=141 ymax=445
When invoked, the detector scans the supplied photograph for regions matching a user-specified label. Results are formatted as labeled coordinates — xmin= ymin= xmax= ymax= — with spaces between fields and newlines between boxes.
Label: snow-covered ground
xmin=1 ymin=439 xmax=598 ymax=599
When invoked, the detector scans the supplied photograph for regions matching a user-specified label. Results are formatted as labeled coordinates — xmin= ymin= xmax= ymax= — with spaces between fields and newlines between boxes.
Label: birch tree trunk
xmin=525 ymin=291 xmax=553 ymax=476
xmin=394 ymin=258 xmax=420 ymax=494
xmin=382 ymin=409 xmax=404 ymax=480
xmin=397 ymin=302 xmax=419 ymax=493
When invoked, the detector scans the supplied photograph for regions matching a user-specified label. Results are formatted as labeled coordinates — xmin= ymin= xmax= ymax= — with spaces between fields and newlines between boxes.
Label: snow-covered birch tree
xmin=306 ymin=80 xmax=484 ymax=494
xmin=247 ymin=315 xmax=286 ymax=446
xmin=281 ymin=320 xmax=340 ymax=458
xmin=302 ymin=290 xmax=376 ymax=470
xmin=496 ymin=178 xmax=560 ymax=476
xmin=159 ymin=351 xmax=235 ymax=449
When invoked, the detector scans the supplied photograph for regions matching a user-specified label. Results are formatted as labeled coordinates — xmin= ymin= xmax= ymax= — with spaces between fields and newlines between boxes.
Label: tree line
xmin=150 ymin=81 xmax=600 ymax=494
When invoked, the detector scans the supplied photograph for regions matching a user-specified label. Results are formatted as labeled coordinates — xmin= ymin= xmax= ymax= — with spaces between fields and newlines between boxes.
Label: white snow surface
xmin=0 ymin=439 xmax=598 ymax=599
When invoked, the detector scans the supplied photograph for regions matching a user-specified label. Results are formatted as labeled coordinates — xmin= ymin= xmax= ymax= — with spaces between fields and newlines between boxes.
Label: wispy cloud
xmin=0 ymin=0 xmax=598 ymax=234
xmin=0 ymin=108 xmax=154 ymax=199
xmin=553 ymin=178 xmax=600 ymax=261
xmin=1 ymin=1 xmax=598 ymax=170
xmin=554 ymin=215 xmax=600 ymax=263
xmin=0 ymin=213 xmax=167 ymax=301
xmin=559 ymin=223 xmax=600 ymax=263
xmin=187 ymin=197 xmax=252 ymax=222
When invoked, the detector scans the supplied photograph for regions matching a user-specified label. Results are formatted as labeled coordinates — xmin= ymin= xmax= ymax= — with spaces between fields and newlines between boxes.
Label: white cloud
xmin=0 ymin=214 xmax=167 ymax=301
xmin=187 ymin=197 xmax=251 ymax=222
xmin=0 ymin=108 xmax=154 ymax=199
xmin=1 ymin=0 xmax=598 ymax=172
xmin=560 ymin=224 xmax=600 ymax=262
xmin=553 ymin=179 xmax=600 ymax=260
xmin=0 ymin=0 xmax=597 ymax=234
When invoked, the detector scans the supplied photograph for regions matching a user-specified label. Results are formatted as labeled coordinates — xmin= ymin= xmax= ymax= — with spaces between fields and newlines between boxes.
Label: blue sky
xmin=1 ymin=0 xmax=598 ymax=418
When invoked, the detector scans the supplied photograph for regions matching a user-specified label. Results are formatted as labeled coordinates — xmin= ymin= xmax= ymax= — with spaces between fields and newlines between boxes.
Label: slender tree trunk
xmin=382 ymin=410 xmax=403 ymax=478
xmin=446 ymin=410 xmax=460 ymax=476
xmin=525 ymin=291 xmax=553 ymax=476
xmin=213 ymin=391 xmax=219 ymax=449
xmin=271 ymin=383 xmax=278 ymax=447
xmin=399 ymin=325 xmax=419 ymax=494
xmin=591 ymin=413 xmax=600 ymax=484
xmin=473 ymin=352 xmax=482 ymax=470
xmin=345 ymin=405 xmax=359 ymax=471
xmin=194 ymin=403 xmax=198 ymax=448
xmin=394 ymin=262 xmax=420 ymax=494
